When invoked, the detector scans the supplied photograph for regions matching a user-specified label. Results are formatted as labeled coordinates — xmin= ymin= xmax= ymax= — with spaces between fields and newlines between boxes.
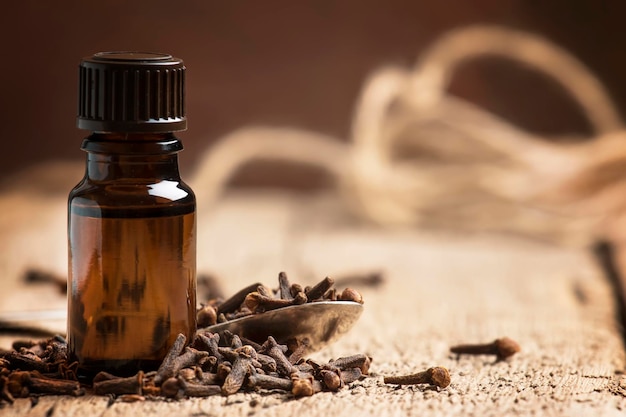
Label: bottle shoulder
xmin=69 ymin=178 xmax=195 ymax=218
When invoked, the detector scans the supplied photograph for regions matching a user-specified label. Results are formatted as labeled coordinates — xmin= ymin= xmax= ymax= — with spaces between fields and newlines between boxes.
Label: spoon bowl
xmin=197 ymin=301 xmax=363 ymax=352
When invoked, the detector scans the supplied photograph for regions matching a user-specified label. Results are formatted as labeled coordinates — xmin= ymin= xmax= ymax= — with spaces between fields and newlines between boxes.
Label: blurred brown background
xmin=0 ymin=0 xmax=624 ymax=183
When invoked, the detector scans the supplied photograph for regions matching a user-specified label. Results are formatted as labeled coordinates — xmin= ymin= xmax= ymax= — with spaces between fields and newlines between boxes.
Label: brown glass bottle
xmin=68 ymin=52 xmax=196 ymax=377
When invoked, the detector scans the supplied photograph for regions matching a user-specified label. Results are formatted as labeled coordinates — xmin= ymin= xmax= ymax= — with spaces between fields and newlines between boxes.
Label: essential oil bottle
xmin=68 ymin=52 xmax=196 ymax=376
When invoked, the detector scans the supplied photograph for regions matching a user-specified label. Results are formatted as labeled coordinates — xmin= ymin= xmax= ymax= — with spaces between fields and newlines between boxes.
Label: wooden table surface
xmin=0 ymin=167 xmax=625 ymax=416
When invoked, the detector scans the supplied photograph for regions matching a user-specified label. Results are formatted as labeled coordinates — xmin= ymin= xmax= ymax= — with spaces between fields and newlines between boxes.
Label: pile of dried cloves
xmin=0 ymin=271 xmax=386 ymax=405
xmin=147 ymin=331 xmax=370 ymax=399
xmin=0 ymin=336 xmax=83 ymax=405
xmin=0 ymin=331 xmax=371 ymax=405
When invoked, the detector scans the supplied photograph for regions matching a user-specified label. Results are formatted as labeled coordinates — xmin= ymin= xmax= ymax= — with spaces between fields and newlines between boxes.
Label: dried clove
xmin=6 ymin=371 xmax=83 ymax=397
xmin=196 ymin=305 xmax=218 ymax=328
xmin=194 ymin=332 xmax=223 ymax=361
xmin=217 ymin=282 xmax=264 ymax=315
xmin=450 ymin=337 xmax=521 ymax=360
xmin=290 ymin=283 xmax=304 ymax=298
xmin=243 ymin=291 xmax=306 ymax=313
xmin=43 ymin=338 xmax=69 ymax=366
xmin=221 ymin=346 xmax=256 ymax=395
xmin=224 ymin=331 xmax=243 ymax=349
xmin=320 ymin=369 xmax=342 ymax=391
xmin=7 ymin=371 xmax=29 ymax=398
xmin=339 ymin=368 xmax=363 ymax=384
xmin=248 ymin=373 xmax=293 ymax=391
xmin=3 ymin=351 xmax=50 ymax=373
xmin=183 ymin=381 xmax=221 ymax=397
xmin=198 ymin=371 xmax=220 ymax=385
xmin=291 ymin=382 xmax=313 ymax=397
xmin=93 ymin=371 xmax=143 ymax=395
xmin=160 ymin=377 xmax=185 ymax=400
xmin=338 ymin=288 xmax=364 ymax=304
xmin=291 ymin=373 xmax=315 ymax=397
xmin=278 ymin=272 xmax=293 ymax=300
xmin=154 ymin=343 xmax=209 ymax=387
xmin=29 ymin=376 xmax=83 ymax=396
xmin=177 ymin=367 xmax=197 ymax=382
xmin=296 ymin=361 xmax=315 ymax=374
xmin=260 ymin=337 xmax=297 ymax=376
xmin=154 ymin=334 xmax=187 ymax=385
xmin=383 ymin=366 xmax=451 ymax=388
xmin=169 ymin=348 xmax=209 ymax=378
xmin=329 ymin=354 xmax=371 ymax=375
xmin=304 ymin=277 xmax=334 ymax=301
xmin=216 ymin=362 xmax=232 ymax=382
xmin=256 ymin=354 xmax=277 ymax=373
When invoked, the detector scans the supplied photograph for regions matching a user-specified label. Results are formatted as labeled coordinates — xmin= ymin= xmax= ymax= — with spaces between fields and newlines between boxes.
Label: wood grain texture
xmin=0 ymin=186 xmax=625 ymax=416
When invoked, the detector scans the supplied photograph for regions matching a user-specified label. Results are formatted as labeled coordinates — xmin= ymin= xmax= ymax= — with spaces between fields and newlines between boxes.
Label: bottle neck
xmin=82 ymin=133 xmax=183 ymax=182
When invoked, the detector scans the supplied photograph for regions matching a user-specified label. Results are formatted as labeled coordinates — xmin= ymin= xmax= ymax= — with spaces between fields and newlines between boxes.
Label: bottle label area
xmin=68 ymin=211 xmax=196 ymax=369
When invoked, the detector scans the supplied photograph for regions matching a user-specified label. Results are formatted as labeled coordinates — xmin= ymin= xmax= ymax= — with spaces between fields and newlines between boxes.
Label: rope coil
xmin=192 ymin=25 xmax=626 ymax=246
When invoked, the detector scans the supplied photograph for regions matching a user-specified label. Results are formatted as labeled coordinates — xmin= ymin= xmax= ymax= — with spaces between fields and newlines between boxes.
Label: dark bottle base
xmin=75 ymin=358 xmax=163 ymax=381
